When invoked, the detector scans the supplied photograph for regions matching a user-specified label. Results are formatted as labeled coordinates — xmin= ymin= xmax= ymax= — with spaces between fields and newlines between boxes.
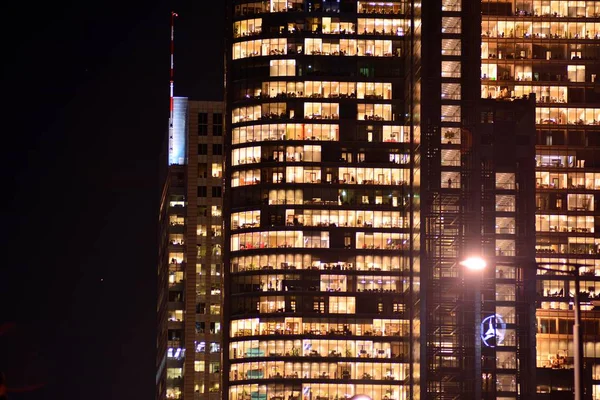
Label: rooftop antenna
xmin=169 ymin=11 xmax=178 ymax=129
xmin=168 ymin=11 xmax=178 ymax=160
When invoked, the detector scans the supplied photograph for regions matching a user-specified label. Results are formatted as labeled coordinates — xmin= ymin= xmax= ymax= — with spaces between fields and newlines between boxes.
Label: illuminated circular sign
xmin=481 ymin=314 xmax=506 ymax=348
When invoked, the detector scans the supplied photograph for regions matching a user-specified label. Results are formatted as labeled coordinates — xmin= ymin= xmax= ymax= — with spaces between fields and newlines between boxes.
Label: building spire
xmin=169 ymin=11 xmax=178 ymax=128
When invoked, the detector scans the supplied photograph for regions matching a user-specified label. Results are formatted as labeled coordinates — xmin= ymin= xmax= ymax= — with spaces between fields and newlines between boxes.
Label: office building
xmin=157 ymin=1 xmax=600 ymax=399
xmin=480 ymin=0 xmax=600 ymax=397
xmin=224 ymin=2 xmax=418 ymax=400
xmin=223 ymin=1 xmax=537 ymax=400
xmin=157 ymin=100 xmax=225 ymax=400
xmin=419 ymin=1 xmax=538 ymax=397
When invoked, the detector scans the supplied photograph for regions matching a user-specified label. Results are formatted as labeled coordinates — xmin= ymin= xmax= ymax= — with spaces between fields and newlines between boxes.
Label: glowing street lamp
xmin=460 ymin=256 xmax=487 ymax=271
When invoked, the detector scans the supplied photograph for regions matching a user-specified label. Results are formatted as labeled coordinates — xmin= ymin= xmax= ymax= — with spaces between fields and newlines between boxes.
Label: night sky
xmin=0 ymin=1 xmax=224 ymax=399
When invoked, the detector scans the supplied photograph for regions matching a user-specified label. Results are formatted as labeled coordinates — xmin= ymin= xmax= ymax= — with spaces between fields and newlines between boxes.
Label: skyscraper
xmin=419 ymin=1 xmax=538 ymax=398
xmin=223 ymin=1 xmax=537 ymax=400
xmin=158 ymin=100 xmax=225 ymax=400
xmin=157 ymin=1 xmax=600 ymax=399
xmin=480 ymin=1 xmax=600 ymax=396
xmin=224 ymin=2 xmax=418 ymax=400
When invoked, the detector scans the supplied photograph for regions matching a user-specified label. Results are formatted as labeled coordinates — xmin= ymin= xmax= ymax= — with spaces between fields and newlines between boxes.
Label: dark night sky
xmin=0 ymin=1 xmax=224 ymax=399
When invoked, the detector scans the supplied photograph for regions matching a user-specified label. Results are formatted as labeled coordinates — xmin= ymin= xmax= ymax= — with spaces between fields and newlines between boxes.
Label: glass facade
xmin=481 ymin=0 xmax=600 ymax=397
xmin=224 ymin=2 xmax=419 ymax=400
xmin=156 ymin=1 xmax=600 ymax=399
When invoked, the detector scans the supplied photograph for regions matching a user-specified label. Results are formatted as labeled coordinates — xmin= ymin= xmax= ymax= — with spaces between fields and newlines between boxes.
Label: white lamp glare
xmin=460 ymin=256 xmax=487 ymax=271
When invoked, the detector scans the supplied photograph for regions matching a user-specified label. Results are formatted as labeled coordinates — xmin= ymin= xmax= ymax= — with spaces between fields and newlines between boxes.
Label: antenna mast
xmin=169 ymin=11 xmax=178 ymax=128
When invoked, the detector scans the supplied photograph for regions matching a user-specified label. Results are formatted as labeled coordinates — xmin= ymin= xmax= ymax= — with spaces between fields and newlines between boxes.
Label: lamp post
xmin=573 ymin=267 xmax=582 ymax=400
xmin=537 ymin=261 xmax=583 ymax=400
xmin=461 ymin=256 xmax=487 ymax=400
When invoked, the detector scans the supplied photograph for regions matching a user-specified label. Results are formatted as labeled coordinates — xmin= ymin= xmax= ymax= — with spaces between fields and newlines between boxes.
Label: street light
xmin=461 ymin=256 xmax=487 ymax=271
xmin=537 ymin=261 xmax=583 ymax=400
xmin=461 ymin=256 xmax=487 ymax=400
xmin=459 ymin=255 xmax=584 ymax=397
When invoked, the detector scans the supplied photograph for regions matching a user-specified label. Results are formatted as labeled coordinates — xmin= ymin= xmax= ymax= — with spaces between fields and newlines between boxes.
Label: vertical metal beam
xmin=474 ymin=276 xmax=482 ymax=400
xmin=573 ymin=267 xmax=582 ymax=400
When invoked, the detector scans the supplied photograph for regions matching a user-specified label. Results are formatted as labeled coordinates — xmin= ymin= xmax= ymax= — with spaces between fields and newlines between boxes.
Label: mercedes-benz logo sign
xmin=481 ymin=314 xmax=506 ymax=348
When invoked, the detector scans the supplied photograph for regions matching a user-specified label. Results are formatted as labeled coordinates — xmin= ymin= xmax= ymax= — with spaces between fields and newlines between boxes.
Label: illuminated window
xmin=168 ymin=310 xmax=184 ymax=321
xmin=269 ymin=0 xmax=288 ymax=12
xmin=194 ymin=361 xmax=205 ymax=372
xmin=233 ymin=18 xmax=262 ymax=38
xmin=496 ymin=195 xmax=515 ymax=212
xmin=393 ymin=303 xmax=405 ymax=313
xmin=496 ymin=284 xmax=516 ymax=301
xmin=441 ymin=83 xmax=461 ymax=101
xmin=211 ymin=264 xmax=221 ymax=276
xmin=442 ymin=171 xmax=460 ymax=188
xmin=357 ymin=82 xmax=392 ymax=99
xmin=210 ymin=303 xmax=221 ymax=315
xmin=568 ymin=65 xmax=585 ymax=82
xmin=232 ymin=210 xmax=261 ymax=229
xmin=358 ymin=1 xmax=404 ymax=14
xmin=196 ymin=341 xmax=206 ymax=352
xmin=496 ymin=173 xmax=516 ymax=190
xmin=357 ymin=104 xmax=392 ymax=120
xmin=210 ymin=225 xmax=222 ymax=237
xmin=304 ymin=38 xmax=323 ymax=54
xmin=384 ymin=126 xmax=408 ymax=143
xmin=329 ymin=296 xmax=355 ymax=313
xmin=270 ymin=59 xmax=296 ymax=77
xmin=304 ymin=102 xmax=339 ymax=119
xmin=232 ymin=105 xmax=261 ymax=123
xmin=167 ymin=347 xmax=184 ymax=359
xmin=442 ymin=0 xmax=460 ymax=11
xmin=497 ymin=374 xmax=517 ymax=391
xmin=441 ymin=105 xmax=461 ymax=122
xmin=210 ymin=362 xmax=220 ymax=374
xmin=357 ymin=18 xmax=405 ymax=36
xmin=209 ymin=342 xmax=221 ymax=353
xmin=495 ymin=217 xmax=515 ymax=234
xmin=233 ymin=38 xmax=287 ymax=59
xmin=496 ymin=239 xmax=515 ymax=256
xmin=441 ymin=38 xmax=461 ymax=55
xmin=211 ymin=163 xmax=222 ymax=178
xmin=496 ymin=351 xmax=517 ymax=369
xmin=167 ymin=367 xmax=182 ymax=379
xmin=313 ymin=300 xmax=325 ymax=313
xmin=441 ymin=61 xmax=461 ymax=78
xmin=264 ymin=80 xmax=304 ymax=97
xmin=441 ymin=16 xmax=461 ymax=33
xmin=440 ymin=149 xmax=460 ymax=166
